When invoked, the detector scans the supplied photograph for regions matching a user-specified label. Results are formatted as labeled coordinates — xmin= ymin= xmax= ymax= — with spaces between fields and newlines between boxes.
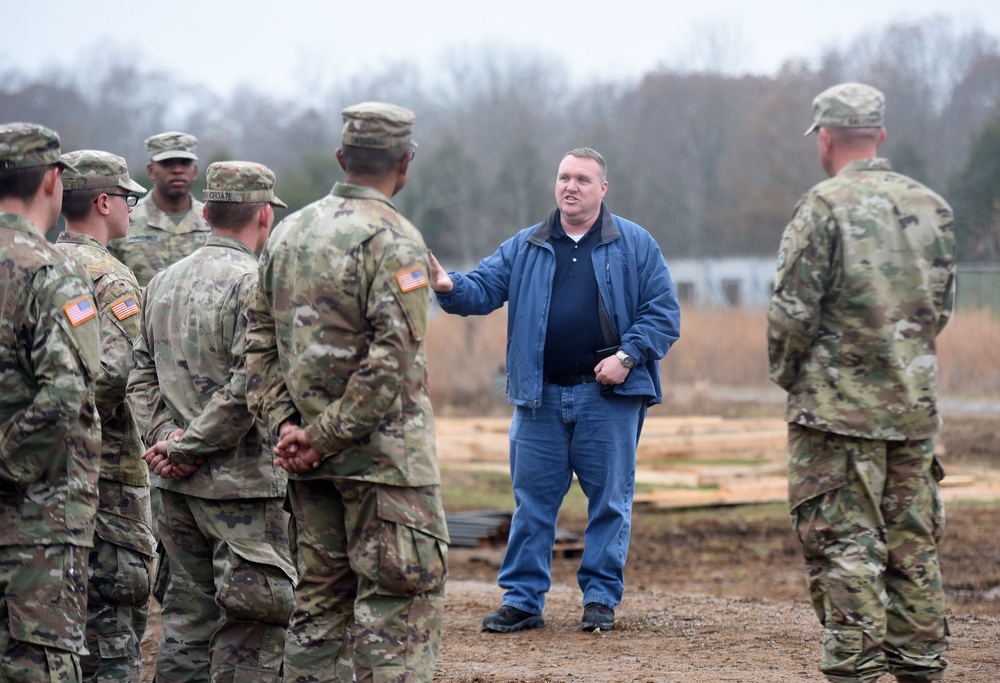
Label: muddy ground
xmin=141 ymin=414 xmax=999 ymax=682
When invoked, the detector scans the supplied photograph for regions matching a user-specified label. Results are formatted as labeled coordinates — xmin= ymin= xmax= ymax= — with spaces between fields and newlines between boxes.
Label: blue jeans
xmin=499 ymin=381 xmax=646 ymax=615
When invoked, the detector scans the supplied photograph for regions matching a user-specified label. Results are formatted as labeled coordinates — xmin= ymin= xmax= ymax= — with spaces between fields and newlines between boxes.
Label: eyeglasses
xmin=95 ymin=193 xmax=139 ymax=207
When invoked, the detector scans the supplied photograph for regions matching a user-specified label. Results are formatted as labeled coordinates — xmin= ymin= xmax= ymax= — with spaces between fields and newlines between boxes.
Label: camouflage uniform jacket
xmin=767 ymin=158 xmax=956 ymax=440
xmin=247 ymin=182 xmax=440 ymax=486
xmin=55 ymin=231 xmax=155 ymax=557
xmin=129 ymin=234 xmax=284 ymax=500
xmin=0 ymin=212 xmax=101 ymax=547
xmin=108 ymin=192 xmax=210 ymax=287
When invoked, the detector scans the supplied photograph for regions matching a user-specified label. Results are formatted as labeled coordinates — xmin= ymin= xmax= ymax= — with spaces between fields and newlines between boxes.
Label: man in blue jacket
xmin=429 ymin=147 xmax=680 ymax=633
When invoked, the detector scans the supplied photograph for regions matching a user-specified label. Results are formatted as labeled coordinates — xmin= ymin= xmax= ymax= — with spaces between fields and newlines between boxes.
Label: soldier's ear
xmin=260 ymin=204 xmax=274 ymax=229
xmin=335 ymin=148 xmax=347 ymax=173
xmin=202 ymin=204 xmax=209 ymax=222
xmin=42 ymin=166 xmax=61 ymax=198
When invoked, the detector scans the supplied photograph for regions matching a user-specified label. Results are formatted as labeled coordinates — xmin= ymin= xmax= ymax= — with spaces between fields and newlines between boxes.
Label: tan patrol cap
xmin=341 ymin=102 xmax=416 ymax=150
xmin=0 ymin=122 xmax=68 ymax=171
xmin=145 ymin=131 xmax=199 ymax=162
xmin=204 ymin=161 xmax=286 ymax=208
xmin=60 ymin=150 xmax=146 ymax=193
xmin=804 ymin=82 xmax=885 ymax=136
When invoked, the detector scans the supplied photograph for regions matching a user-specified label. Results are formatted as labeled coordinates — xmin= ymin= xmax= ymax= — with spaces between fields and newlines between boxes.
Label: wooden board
xmin=436 ymin=417 xmax=1000 ymax=509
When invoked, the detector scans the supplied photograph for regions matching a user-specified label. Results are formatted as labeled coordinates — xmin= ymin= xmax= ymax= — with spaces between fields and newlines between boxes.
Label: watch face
xmin=616 ymin=350 xmax=634 ymax=368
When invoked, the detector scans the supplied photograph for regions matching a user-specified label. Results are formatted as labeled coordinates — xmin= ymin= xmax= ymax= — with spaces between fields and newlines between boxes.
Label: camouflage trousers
xmin=788 ymin=424 xmax=948 ymax=683
xmin=0 ymin=544 xmax=89 ymax=683
xmin=283 ymin=479 xmax=448 ymax=683
xmin=83 ymin=481 xmax=155 ymax=683
xmin=82 ymin=535 xmax=152 ymax=683
xmin=155 ymin=490 xmax=295 ymax=683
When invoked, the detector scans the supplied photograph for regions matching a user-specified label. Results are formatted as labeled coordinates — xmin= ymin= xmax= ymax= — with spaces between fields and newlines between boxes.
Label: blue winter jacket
xmin=437 ymin=205 xmax=680 ymax=408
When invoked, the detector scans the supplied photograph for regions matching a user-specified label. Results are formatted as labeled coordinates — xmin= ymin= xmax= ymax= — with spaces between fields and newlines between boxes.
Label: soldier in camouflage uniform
xmin=107 ymin=131 xmax=209 ymax=287
xmin=0 ymin=123 xmax=101 ymax=682
xmin=246 ymin=102 xmax=449 ymax=683
xmin=767 ymin=83 xmax=956 ymax=683
xmin=108 ymin=131 xmax=209 ymax=575
xmin=127 ymin=161 xmax=294 ymax=683
xmin=55 ymin=150 xmax=155 ymax=683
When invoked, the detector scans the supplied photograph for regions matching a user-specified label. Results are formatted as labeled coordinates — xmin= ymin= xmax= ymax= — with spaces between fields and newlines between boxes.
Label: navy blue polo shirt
xmin=543 ymin=210 xmax=606 ymax=378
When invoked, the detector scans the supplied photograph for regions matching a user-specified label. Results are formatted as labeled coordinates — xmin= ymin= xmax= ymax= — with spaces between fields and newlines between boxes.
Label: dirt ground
xmin=140 ymin=415 xmax=1000 ymax=682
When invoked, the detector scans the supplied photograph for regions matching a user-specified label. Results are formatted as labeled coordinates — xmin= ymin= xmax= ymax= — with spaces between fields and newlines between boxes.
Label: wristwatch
xmin=615 ymin=349 xmax=635 ymax=369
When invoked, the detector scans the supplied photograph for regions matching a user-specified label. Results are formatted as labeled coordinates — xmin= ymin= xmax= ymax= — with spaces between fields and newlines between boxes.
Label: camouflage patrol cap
xmin=204 ymin=161 xmax=287 ymax=208
xmin=145 ymin=131 xmax=199 ymax=162
xmin=0 ymin=122 xmax=68 ymax=171
xmin=804 ymin=82 xmax=885 ymax=136
xmin=341 ymin=102 xmax=417 ymax=150
xmin=60 ymin=150 xmax=146 ymax=193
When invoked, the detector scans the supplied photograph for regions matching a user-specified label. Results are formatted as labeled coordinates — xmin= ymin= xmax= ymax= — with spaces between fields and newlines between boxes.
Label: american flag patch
xmin=110 ymin=295 xmax=140 ymax=321
xmin=395 ymin=266 xmax=428 ymax=293
xmin=64 ymin=297 xmax=97 ymax=326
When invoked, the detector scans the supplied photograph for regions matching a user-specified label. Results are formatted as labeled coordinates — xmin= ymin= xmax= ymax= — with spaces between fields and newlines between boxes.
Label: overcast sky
xmin=3 ymin=0 xmax=998 ymax=99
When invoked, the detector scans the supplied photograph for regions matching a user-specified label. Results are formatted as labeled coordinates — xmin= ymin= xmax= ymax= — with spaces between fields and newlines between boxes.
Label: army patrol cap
xmin=60 ymin=150 xmax=147 ymax=194
xmin=204 ymin=161 xmax=287 ymax=208
xmin=0 ymin=122 xmax=70 ymax=171
xmin=804 ymin=82 xmax=885 ymax=136
xmin=145 ymin=131 xmax=199 ymax=162
xmin=341 ymin=102 xmax=417 ymax=150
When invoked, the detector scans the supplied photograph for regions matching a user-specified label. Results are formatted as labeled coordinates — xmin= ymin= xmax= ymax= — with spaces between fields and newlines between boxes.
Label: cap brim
xmin=803 ymin=123 xmax=819 ymax=137
xmin=269 ymin=196 xmax=288 ymax=209
xmin=150 ymin=151 xmax=198 ymax=162
xmin=120 ymin=177 xmax=147 ymax=193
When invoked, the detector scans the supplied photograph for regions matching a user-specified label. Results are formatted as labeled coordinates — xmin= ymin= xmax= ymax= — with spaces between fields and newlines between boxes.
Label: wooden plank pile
xmin=435 ymin=417 xmax=1000 ymax=510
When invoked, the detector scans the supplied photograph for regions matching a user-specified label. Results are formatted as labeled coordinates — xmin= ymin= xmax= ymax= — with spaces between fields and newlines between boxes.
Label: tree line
xmin=3 ymin=17 xmax=999 ymax=263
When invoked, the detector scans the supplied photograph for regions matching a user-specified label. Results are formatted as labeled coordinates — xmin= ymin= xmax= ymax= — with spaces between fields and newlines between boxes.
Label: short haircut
xmin=564 ymin=148 xmax=607 ymax=181
xmin=827 ymin=127 xmax=882 ymax=145
xmin=340 ymin=144 xmax=410 ymax=177
xmin=61 ymin=188 xmax=103 ymax=222
xmin=0 ymin=164 xmax=53 ymax=202
xmin=205 ymin=201 xmax=265 ymax=230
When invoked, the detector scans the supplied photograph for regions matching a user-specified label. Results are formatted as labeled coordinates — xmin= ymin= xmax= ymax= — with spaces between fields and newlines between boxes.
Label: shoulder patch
xmin=395 ymin=266 xmax=428 ymax=293
xmin=110 ymin=295 xmax=140 ymax=321
xmin=64 ymin=296 xmax=97 ymax=326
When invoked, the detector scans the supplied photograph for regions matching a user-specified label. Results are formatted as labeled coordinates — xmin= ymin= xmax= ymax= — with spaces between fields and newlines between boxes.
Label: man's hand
xmin=274 ymin=425 xmax=321 ymax=473
xmin=428 ymin=252 xmax=454 ymax=294
xmin=595 ymin=355 xmax=630 ymax=387
xmin=143 ymin=429 xmax=203 ymax=479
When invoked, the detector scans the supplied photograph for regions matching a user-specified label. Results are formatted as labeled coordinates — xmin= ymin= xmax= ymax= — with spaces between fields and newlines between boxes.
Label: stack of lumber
xmin=435 ymin=417 xmax=1000 ymax=510
xmin=436 ymin=417 xmax=511 ymax=464
xmin=635 ymin=416 xmax=786 ymax=463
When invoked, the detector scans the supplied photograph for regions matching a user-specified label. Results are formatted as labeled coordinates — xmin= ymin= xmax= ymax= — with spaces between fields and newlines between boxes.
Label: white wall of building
xmin=668 ymin=257 xmax=777 ymax=308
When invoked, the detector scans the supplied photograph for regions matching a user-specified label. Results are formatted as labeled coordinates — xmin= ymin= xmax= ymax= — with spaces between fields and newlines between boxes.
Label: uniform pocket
xmin=6 ymin=549 xmax=87 ymax=656
xmin=218 ymin=538 xmax=297 ymax=625
xmin=90 ymin=539 xmax=152 ymax=609
xmin=371 ymin=486 xmax=448 ymax=597
xmin=787 ymin=424 xmax=849 ymax=511
xmin=96 ymin=630 xmax=138 ymax=660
